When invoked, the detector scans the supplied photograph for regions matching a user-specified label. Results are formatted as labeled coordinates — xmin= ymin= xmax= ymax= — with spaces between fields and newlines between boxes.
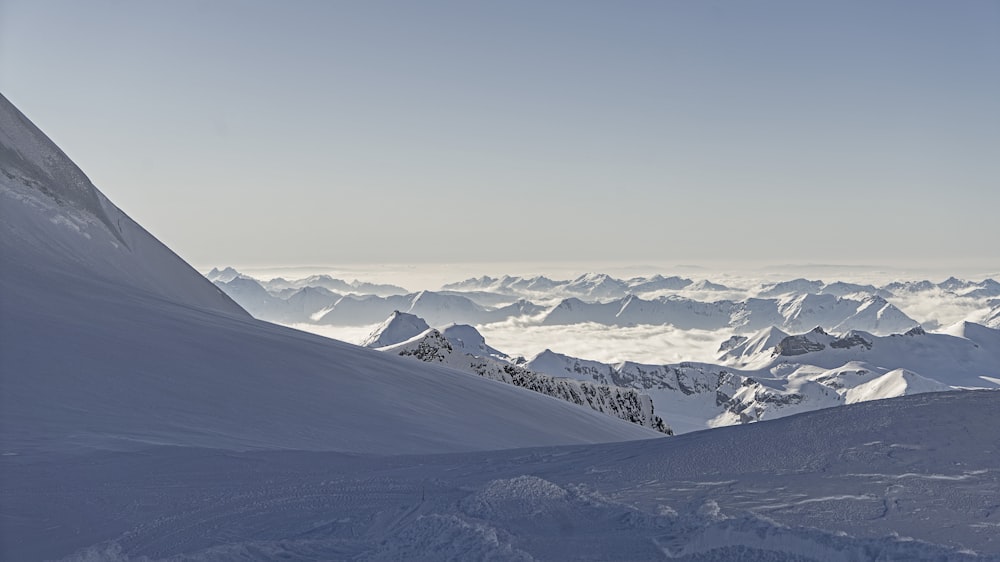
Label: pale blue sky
xmin=1 ymin=1 xmax=997 ymax=268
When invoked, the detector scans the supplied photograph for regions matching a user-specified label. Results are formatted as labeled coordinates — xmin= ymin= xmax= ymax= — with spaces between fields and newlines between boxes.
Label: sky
xmin=1 ymin=0 xmax=998 ymax=270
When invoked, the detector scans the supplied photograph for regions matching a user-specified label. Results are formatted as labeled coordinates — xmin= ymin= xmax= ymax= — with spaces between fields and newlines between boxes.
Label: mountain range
xmin=359 ymin=307 xmax=1000 ymax=435
xmin=212 ymin=267 xmax=997 ymax=340
xmin=4 ymin=93 xmax=999 ymax=560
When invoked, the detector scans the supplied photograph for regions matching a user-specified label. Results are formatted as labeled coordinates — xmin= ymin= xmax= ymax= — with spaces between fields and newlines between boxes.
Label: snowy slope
xmin=0 ymin=94 xmax=659 ymax=457
xmin=844 ymin=368 xmax=951 ymax=403
xmin=5 ymin=391 xmax=998 ymax=561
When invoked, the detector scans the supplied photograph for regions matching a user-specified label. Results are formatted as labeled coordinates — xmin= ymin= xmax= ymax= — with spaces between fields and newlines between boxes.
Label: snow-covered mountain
xmin=208 ymin=282 xmax=551 ymax=327
xmin=375 ymin=325 xmax=670 ymax=434
xmin=205 ymin=266 xmax=248 ymax=283
xmin=526 ymin=322 xmax=1000 ymax=434
xmin=441 ymin=323 xmax=509 ymax=360
xmin=442 ymin=272 xmax=697 ymax=299
xmin=983 ymin=302 xmax=1000 ymax=329
xmin=729 ymin=324 xmax=1000 ymax=386
xmin=759 ymin=278 xmax=825 ymax=297
xmin=261 ymin=273 xmax=408 ymax=296
xmin=212 ymin=277 xmax=342 ymax=323
xmin=360 ymin=302 xmax=999 ymax=436
xmin=361 ymin=310 xmax=430 ymax=348
xmin=0 ymin=93 xmax=658 ymax=458
xmin=540 ymin=292 xmax=918 ymax=335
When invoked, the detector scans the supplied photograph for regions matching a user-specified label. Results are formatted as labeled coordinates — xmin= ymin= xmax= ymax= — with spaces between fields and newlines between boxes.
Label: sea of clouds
xmin=262 ymin=262 xmax=998 ymax=366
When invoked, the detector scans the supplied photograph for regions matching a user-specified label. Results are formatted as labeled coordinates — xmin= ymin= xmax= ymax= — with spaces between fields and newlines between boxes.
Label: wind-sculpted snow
xmin=378 ymin=327 xmax=671 ymax=433
xmin=6 ymin=392 xmax=999 ymax=560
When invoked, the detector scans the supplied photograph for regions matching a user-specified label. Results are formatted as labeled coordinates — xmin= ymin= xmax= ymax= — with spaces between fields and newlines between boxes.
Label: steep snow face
xmin=362 ymin=310 xmax=430 ymax=348
xmin=0 ymin=93 xmax=246 ymax=317
xmin=0 ymin=96 xmax=658 ymax=456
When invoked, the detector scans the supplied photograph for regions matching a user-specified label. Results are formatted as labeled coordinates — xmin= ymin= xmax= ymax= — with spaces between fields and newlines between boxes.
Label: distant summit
xmin=362 ymin=311 xmax=430 ymax=348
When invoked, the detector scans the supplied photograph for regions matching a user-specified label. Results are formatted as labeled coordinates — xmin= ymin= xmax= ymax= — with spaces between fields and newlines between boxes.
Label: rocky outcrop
xmin=381 ymin=329 xmax=671 ymax=435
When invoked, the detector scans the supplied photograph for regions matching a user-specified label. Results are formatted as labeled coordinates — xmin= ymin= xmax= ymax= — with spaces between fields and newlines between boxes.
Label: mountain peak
xmin=361 ymin=311 xmax=430 ymax=348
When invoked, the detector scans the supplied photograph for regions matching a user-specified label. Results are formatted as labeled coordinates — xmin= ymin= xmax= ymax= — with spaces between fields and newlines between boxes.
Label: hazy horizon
xmin=209 ymin=260 xmax=1000 ymax=294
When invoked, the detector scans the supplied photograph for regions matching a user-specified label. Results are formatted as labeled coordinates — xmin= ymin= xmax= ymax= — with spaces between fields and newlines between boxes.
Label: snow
xmin=0 ymin=94 xmax=246 ymax=318
xmin=4 ymin=94 xmax=1000 ymax=561
xmin=523 ymin=321 xmax=1000 ymax=434
xmin=440 ymin=323 xmax=508 ymax=359
xmin=844 ymin=369 xmax=950 ymax=403
xmin=535 ymin=292 xmax=918 ymax=335
xmin=5 ymin=392 xmax=999 ymax=560
xmin=362 ymin=310 xmax=430 ymax=348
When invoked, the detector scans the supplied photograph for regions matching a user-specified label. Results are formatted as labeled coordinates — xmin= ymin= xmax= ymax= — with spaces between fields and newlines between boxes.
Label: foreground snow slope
xmin=0 ymin=93 xmax=658 ymax=455
xmin=4 ymin=391 xmax=997 ymax=560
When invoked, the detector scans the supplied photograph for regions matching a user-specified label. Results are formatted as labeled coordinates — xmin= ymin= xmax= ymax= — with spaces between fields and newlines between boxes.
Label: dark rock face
xmin=774 ymin=334 xmax=826 ymax=356
xmin=391 ymin=332 xmax=672 ymax=435
xmin=830 ymin=334 xmax=873 ymax=350
xmin=718 ymin=335 xmax=748 ymax=353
